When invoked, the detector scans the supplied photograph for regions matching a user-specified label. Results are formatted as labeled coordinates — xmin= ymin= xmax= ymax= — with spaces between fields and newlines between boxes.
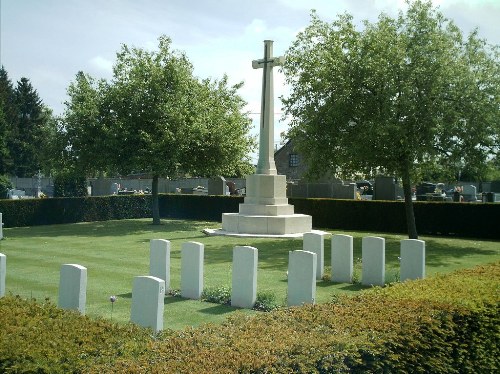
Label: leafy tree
xmin=64 ymin=36 xmax=255 ymax=224
xmin=10 ymin=78 xmax=48 ymax=177
xmin=0 ymin=174 xmax=13 ymax=199
xmin=0 ymin=67 xmax=16 ymax=174
xmin=282 ymin=0 xmax=499 ymax=238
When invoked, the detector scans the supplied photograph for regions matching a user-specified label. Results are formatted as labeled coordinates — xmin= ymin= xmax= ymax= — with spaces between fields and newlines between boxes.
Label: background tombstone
xmin=0 ymin=253 xmax=5 ymax=297
xmin=0 ymin=212 xmax=3 ymax=239
xmin=331 ymin=234 xmax=354 ymax=283
xmin=130 ymin=275 xmax=165 ymax=332
xmin=362 ymin=236 xmax=385 ymax=286
xmin=58 ymin=264 xmax=87 ymax=314
xmin=400 ymin=239 xmax=426 ymax=281
xmin=287 ymin=250 xmax=317 ymax=306
xmin=181 ymin=241 xmax=204 ymax=299
xmin=149 ymin=239 xmax=171 ymax=292
xmin=231 ymin=246 xmax=258 ymax=309
xmin=373 ymin=176 xmax=397 ymax=200
xmin=303 ymin=232 xmax=326 ymax=280
xmin=208 ymin=176 xmax=228 ymax=195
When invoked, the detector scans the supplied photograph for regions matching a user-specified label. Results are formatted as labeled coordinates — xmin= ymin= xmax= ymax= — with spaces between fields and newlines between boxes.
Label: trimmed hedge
xmin=1 ymin=194 xmax=499 ymax=239
xmin=0 ymin=195 xmax=152 ymax=227
xmin=1 ymin=263 xmax=498 ymax=373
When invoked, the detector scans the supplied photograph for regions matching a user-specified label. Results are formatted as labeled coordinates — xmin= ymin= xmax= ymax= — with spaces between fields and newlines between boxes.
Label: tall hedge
xmin=1 ymin=194 xmax=499 ymax=239
xmin=1 ymin=263 xmax=497 ymax=373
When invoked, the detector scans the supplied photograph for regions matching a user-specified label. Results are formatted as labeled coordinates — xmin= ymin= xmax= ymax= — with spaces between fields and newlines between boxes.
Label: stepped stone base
xmin=220 ymin=174 xmax=312 ymax=235
xmin=222 ymin=213 xmax=312 ymax=235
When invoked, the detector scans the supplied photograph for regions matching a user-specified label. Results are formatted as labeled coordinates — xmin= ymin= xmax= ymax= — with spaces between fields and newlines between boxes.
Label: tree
xmin=64 ymin=36 xmax=255 ymax=224
xmin=0 ymin=67 xmax=15 ymax=174
xmin=282 ymin=0 xmax=500 ymax=238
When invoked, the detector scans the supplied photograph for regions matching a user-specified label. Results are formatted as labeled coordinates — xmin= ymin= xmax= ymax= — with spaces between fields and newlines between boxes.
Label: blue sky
xmin=1 ymin=0 xmax=499 ymax=157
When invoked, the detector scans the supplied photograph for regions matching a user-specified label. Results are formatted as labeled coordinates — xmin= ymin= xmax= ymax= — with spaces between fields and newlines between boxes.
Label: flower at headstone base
xmin=109 ymin=295 xmax=117 ymax=320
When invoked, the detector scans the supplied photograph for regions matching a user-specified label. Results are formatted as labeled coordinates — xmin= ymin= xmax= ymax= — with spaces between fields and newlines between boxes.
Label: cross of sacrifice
xmin=252 ymin=40 xmax=285 ymax=175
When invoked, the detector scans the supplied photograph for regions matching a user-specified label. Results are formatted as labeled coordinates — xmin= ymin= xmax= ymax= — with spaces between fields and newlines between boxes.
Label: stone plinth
xmin=221 ymin=174 xmax=312 ymax=236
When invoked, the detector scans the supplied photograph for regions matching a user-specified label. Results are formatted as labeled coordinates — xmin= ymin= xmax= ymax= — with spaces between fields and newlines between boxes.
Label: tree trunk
xmin=152 ymin=174 xmax=160 ymax=225
xmin=401 ymin=168 xmax=418 ymax=239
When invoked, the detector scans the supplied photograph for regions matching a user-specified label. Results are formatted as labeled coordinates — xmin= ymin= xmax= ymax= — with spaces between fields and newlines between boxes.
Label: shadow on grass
xmin=198 ymin=303 xmax=236 ymax=315
xmin=7 ymin=219 xmax=216 ymax=239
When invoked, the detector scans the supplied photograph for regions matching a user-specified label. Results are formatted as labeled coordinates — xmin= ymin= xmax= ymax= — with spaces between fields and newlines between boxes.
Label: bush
xmin=0 ymin=174 xmax=12 ymax=199
xmin=53 ymin=172 xmax=88 ymax=197
xmin=1 ymin=194 xmax=499 ymax=239
xmin=201 ymin=286 xmax=231 ymax=305
xmin=3 ymin=263 xmax=497 ymax=373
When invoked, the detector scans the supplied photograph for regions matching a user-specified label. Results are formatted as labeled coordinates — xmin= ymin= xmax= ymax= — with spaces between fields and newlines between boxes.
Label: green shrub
xmin=201 ymin=286 xmax=231 ymax=305
xmin=254 ymin=291 xmax=281 ymax=311
xmin=0 ymin=174 xmax=12 ymax=199
xmin=2 ymin=263 xmax=494 ymax=373
xmin=1 ymin=194 xmax=499 ymax=238
xmin=53 ymin=172 xmax=88 ymax=197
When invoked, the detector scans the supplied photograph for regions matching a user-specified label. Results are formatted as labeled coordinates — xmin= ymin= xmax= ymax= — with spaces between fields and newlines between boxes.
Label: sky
xmin=1 ymin=0 xmax=499 ymax=159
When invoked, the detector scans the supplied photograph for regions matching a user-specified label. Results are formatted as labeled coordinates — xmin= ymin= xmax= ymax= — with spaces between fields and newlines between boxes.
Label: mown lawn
xmin=0 ymin=218 xmax=498 ymax=330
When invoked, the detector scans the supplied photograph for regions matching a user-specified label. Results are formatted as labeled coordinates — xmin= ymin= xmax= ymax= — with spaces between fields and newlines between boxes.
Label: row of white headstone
xmin=0 ymin=233 xmax=425 ymax=332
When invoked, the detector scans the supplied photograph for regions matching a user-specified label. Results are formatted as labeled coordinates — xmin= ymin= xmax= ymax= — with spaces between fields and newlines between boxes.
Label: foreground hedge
xmin=1 ymin=194 xmax=499 ymax=238
xmin=1 ymin=263 xmax=498 ymax=373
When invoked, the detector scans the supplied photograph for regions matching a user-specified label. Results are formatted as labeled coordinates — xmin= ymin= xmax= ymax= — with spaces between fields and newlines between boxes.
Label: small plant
xmin=168 ymin=289 xmax=181 ymax=298
xmin=253 ymin=291 xmax=281 ymax=312
xmin=201 ymin=286 xmax=231 ymax=305
xmin=109 ymin=295 xmax=117 ymax=320
xmin=352 ymin=257 xmax=362 ymax=284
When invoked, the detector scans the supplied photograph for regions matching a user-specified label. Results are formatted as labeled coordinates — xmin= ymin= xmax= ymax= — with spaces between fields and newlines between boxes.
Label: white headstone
xmin=400 ymin=239 xmax=425 ymax=281
xmin=181 ymin=241 xmax=204 ymax=299
xmin=303 ymin=232 xmax=326 ymax=280
xmin=149 ymin=239 xmax=171 ymax=292
xmin=130 ymin=275 xmax=165 ymax=332
xmin=231 ymin=246 xmax=258 ymax=309
xmin=58 ymin=264 xmax=87 ymax=314
xmin=331 ymin=234 xmax=354 ymax=283
xmin=362 ymin=236 xmax=385 ymax=286
xmin=287 ymin=250 xmax=317 ymax=306
xmin=0 ymin=253 xmax=5 ymax=297
xmin=0 ymin=213 xmax=3 ymax=240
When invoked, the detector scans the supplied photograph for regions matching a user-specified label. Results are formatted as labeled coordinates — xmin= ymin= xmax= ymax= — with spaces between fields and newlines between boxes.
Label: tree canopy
xmin=282 ymin=0 xmax=499 ymax=238
xmin=0 ymin=67 xmax=53 ymax=177
xmin=63 ymin=36 xmax=255 ymax=223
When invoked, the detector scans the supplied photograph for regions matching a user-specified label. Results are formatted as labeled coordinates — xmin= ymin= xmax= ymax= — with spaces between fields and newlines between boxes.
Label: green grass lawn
xmin=0 ymin=218 xmax=498 ymax=330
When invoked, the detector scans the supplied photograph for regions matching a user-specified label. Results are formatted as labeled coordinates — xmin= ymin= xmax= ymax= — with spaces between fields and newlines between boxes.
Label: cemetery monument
xmin=208 ymin=40 xmax=312 ymax=237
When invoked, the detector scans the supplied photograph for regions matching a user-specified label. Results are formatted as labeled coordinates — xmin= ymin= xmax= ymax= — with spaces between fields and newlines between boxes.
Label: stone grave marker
xmin=462 ymin=185 xmax=478 ymax=202
xmin=149 ymin=239 xmax=171 ymax=292
xmin=331 ymin=234 xmax=354 ymax=283
xmin=400 ymin=239 xmax=425 ymax=281
xmin=208 ymin=176 xmax=228 ymax=195
xmin=303 ymin=232 xmax=326 ymax=280
xmin=181 ymin=241 xmax=204 ymax=299
xmin=0 ymin=253 xmax=5 ymax=297
xmin=362 ymin=236 xmax=385 ymax=286
xmin=130 ymin=275 xmax=165 ymax=332
xmin=287 ymin=250 xmax=317 ymax=306
xmin=231 ymin=246 xmax=258 ymax=309
xmin=58 ymin=264 xmax=87 ymax=314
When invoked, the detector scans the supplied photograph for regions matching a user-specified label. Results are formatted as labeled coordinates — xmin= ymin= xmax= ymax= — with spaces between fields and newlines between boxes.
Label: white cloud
xmin=88 ymin=56 xmax=114 ymax=74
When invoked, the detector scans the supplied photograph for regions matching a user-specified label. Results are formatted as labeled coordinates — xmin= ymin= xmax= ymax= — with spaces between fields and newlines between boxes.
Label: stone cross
xmin=252 ymin=40 xmax=284 ymax=175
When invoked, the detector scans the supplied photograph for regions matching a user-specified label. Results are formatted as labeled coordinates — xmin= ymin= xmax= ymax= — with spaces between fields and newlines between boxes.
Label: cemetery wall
xmin=1 ymin=194 xmax=499 ymax=239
